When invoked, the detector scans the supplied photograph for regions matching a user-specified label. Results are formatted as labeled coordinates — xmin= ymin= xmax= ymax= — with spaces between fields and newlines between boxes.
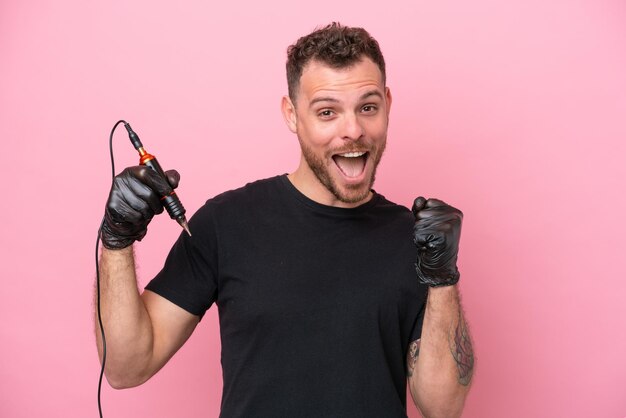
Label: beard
xmin=298 ymin=137 xmax=386 ymax=205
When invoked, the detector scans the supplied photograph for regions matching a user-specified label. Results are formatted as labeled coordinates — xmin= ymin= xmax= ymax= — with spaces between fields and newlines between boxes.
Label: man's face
xmin=283 ymin=57 xmax=392 ymax=207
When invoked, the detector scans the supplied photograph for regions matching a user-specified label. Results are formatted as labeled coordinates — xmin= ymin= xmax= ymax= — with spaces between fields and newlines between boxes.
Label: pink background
xmin=1 ymin=0 xmax=624 ymax=417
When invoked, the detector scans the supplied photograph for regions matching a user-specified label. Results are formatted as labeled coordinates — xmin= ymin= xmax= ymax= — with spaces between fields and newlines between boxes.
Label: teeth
xmin=338 ymin=151 xmax=366 ymax=158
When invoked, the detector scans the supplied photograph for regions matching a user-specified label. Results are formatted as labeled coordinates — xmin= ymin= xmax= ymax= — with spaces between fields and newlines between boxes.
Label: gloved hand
xmin=412 ymin=196 xmax=463 ymax=287
xmin=101 ymin=166 xmax=180 ymax=249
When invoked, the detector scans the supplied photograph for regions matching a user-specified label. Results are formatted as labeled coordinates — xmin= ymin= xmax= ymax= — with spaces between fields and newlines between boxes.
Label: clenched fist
xmin=412 ymin=197 xmax=463 ymax=287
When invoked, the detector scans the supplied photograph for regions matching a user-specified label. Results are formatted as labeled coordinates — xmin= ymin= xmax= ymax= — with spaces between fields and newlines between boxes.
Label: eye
xmin=361 ymin=104 xmax=378 ymax=114
xmin=318 ymin=109 xmax=335 ymax=119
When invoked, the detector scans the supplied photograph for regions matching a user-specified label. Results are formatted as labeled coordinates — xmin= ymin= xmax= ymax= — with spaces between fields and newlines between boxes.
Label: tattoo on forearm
xmin=449 ymin=311 xmax=474 ymax=386
xmin=407 ymin=339 xmax=420 ymax=377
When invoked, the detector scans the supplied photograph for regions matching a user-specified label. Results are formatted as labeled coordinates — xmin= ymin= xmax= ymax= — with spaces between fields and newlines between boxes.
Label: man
xmin=96 ymin=23 xmax=474 ymax=417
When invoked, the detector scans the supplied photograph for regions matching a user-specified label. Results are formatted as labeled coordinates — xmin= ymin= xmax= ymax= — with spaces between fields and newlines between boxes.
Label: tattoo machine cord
xmin=96 ymin=120 xmax=191 ymax=417
xmin=95 ymin=119 xmax=122 ymax=418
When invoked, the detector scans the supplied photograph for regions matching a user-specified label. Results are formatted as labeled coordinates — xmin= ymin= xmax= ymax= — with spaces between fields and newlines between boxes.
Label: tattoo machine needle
xmin=124 ymin=122 xmax=191 ymax=236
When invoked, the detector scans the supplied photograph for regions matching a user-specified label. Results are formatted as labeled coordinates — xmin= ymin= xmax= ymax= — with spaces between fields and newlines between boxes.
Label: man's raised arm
xmin=94 ymin=166 xmax=199 ymax=389
xmin=407 ymin=197 xmax=474 ymax=417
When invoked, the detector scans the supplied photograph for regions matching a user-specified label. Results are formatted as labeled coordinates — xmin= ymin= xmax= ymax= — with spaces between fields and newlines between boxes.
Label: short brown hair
xmin=286 ymin=22 xmax=386 ymax=102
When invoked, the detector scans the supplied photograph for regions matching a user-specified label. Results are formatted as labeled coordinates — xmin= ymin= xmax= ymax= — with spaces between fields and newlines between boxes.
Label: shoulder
xmin=209 ymin=176 xmax=284 ymax=206
xmin=371 ymin=192 xmax=414 ymax=222
xmin=191 ymin=175 xmax=285 ymax=223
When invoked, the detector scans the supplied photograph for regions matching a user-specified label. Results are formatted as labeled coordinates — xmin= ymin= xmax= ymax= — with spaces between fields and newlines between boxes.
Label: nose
xmin=340 ymin=113 xmax=364 ymax=141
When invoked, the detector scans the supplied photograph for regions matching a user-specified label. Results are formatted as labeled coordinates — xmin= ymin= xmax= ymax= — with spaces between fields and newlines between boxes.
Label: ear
xmin=385 ymin=87 xmax=392 ymax=116
xmin=281 ymin=96 xmax=298 ymax=133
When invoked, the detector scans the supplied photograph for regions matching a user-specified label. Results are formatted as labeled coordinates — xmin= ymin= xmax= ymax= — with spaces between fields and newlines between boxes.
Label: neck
xmin=287 ymin=158 xmax=373 ymax=209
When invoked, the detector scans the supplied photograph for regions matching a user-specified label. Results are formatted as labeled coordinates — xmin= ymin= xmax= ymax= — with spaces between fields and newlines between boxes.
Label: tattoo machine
xmin=124 ymin=122 xmax=191 ymax=236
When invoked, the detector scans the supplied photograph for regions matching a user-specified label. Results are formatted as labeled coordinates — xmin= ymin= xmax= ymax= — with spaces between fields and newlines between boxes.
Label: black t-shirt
xmin=146 ymin=175 xmax=427 ymax=417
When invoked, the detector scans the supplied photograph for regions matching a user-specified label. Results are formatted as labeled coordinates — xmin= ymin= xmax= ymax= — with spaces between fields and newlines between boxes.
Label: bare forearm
xmin=409 ymin=286 xmax=474 ymax=417
xmin=94 ymin=246 xmax=154 ymax=388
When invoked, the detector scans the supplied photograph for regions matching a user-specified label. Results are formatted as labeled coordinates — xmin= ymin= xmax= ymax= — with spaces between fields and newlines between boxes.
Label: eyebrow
xmin=359 ymin=90 xmax=384 ymax=101
xmin=309 ymin=96 xmax=339 ymax=107
xmin=308 ymin=89 xmax=384 ymax=108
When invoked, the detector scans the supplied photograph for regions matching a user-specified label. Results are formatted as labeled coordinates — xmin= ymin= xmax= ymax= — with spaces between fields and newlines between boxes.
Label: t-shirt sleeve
xmin=409 ymin=298 xmax=426 ymax=342
xmin=145 ymin=204 xmax=218 ymax=320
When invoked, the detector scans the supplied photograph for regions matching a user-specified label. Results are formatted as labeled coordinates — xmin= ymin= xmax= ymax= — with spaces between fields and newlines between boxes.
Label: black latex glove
xmin=101 ymin=166 xmax=180 ymax=249
xmin=412 ymin=196 xmax=463 ymax=287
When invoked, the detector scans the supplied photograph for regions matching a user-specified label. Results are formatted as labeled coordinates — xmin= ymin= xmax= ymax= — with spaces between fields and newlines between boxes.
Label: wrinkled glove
xmin=101 ymin=166 xmax=180 ymax=249
xmin=412 ymin=196 xmax=463 ymax=287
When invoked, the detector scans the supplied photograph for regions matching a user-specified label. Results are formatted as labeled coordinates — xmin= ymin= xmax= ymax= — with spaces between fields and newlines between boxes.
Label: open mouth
xmin=332 ymin=151 xmax=369 ymax=178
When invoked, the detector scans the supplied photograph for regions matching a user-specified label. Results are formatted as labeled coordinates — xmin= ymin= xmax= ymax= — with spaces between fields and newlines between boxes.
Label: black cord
xmin=96 ymin=119 xmax=127 ymax=418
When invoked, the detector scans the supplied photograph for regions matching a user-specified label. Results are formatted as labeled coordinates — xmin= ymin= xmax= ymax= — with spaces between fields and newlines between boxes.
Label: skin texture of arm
xmin=407 ymin=285 xmax=474 ymax=418
xmin=94 ymin=246 xmax=200 ymax=389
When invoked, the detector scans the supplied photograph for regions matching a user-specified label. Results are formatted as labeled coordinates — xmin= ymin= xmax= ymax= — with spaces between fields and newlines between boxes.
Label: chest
xmin=214 ymin=215 xmax=422 ymax=337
